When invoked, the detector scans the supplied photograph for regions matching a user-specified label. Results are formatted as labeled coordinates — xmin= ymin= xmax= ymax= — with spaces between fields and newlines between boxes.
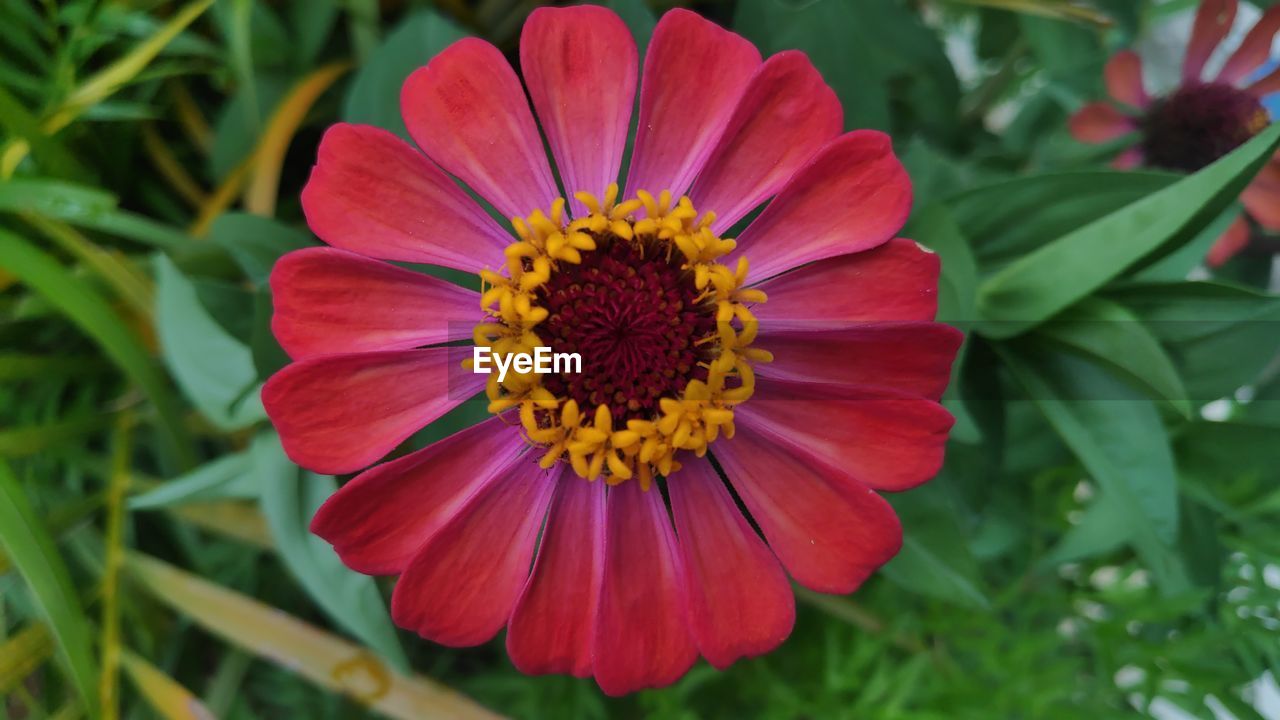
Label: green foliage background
xmin=1 ymin=0 xmax=1279 ymax=718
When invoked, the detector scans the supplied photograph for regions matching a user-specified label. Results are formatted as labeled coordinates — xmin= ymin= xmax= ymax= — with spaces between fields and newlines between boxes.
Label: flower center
xmin=472 ymin=184 xmax=770 ymax=488
xmin=536 ymin=234 xmax=716 ymax=424
xmin=1141 ymin=82 xmax=1270 ymax=172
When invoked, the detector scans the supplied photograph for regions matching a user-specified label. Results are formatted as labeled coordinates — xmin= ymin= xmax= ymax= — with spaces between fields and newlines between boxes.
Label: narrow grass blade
xmin=0 ymin=229 xmax=195 ymax=469
xmin=120 ymin=651 xmax=216 ymax=720
xmin=0 ymin=624 xmax=53 ymax=695
xmin=243 ymin=61 xmax=351 ymax=216
xmin=49 ymin=0 xmax=217 ymax=132
xmin=0 ymin=460 xmax=100 ymax=719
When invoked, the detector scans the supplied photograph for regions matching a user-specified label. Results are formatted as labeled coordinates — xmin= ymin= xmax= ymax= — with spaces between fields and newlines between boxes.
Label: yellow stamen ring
xmin=471 ymin=183 xmax=770 ymax=489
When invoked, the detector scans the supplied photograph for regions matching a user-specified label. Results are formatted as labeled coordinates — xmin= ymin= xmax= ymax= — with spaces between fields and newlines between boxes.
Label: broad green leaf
xmin=606 ymin=0 xmax=656 ymax=53
xmin=251 ymin=287 xmax=290 ymax=381
xmin=882 ymin=482 xmax=988 ymax=609
xmin=126 ymin=554 xmax=501 ymax=720
xmin=0 ymin=229 xmax=194 ymax=469
xmin=155 ymin=255 xmax=265 ymax=431
xmin=1041 ymin=491 xmax=1132 ymax=566
xmin=948 ymin=171 xmax=1177 ymax=266
xmin=1000 ymin=342 xmax=1190 ymax=593
xmin=1035 ymin=296 xmax=1190 ymax=416
xmin=289 ymin=0 xmax=340 ymax=68
xmin=906 ymin=204 xmax=977 ymax=324
xmin=0 ymin=460 xmax=99 ymax=718
xmin=209 ymin=75 xmax=289 ymax=182
xmin=734 ymin=0 xmax=890 ymax=131
xmin=209 ymin=212 xmax=313 ymax=286
xmin=130 ymin=451 xmax=257 ymax=510
xmin=343 ymin=10 xmax=469 ymax=140
xmin=1108 ymin=281 xmax=1280 ymax=343
xmin=255 ymin=433 xmax=409 ymax=671
xmin=739 ymin=0 xmax=960 ymax=136
xmin=1131 ymin=203 xmax=1241 ymax=282
xmin=1109 ymin=281 xmax=1280 ymax=401
xmin=1176 ymin=421 xmax=1280 ymax=486
xmin=977 ymin=123 xmax=1280 ymax=337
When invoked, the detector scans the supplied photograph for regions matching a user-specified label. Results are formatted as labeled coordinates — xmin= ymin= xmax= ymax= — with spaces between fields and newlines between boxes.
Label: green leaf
xmin=977 ymin=123 xmax=1280 ymax=337
xmin=0 ymin=229 xmax=194 ymax=469
xmin=289 ymin=0 xmax=339 ymax=68
xmin=1034 ymin=297 xmax=1190 ymax=416
xmin=881 ymin=482 xmax=988 ymax=609
xmin=1177 ymin=421 xmax=1280 ymax=486
xmin=605 ymin=0 xmax=656 ymax=53
xmin=905 ymin=204 xmax=977 ymax=324
xmin=948 ymin=171 xmax=1177 ymax=267
xmin=1000 ymin=342 xmax=1190 ymax=593
xmin=251 ymin=287 xmax=290 ymax=381
xmin=254 ymin=433 xmax=409 ymax=671
xmin=130 ymin=451 xmax=258 ymax=510
xmin=1108 ymin=281 xmax=1280 ymax=402
xmin=733 ymin=0 xmax=890 ymax=131
xmin=343 ymin=10 xmax=469 ymax=140
xmin=0 ymin=178 xmax=191 ymax=248
xmin=1041 ymin=491 xmax=1132 ymax=566
xmin=155 ymin=255 xmax=265 ymax=431
xmin=208 ymin=212 xmax=313 ymax=286
xmin=0 ymin=460 xmax=99 ymax=719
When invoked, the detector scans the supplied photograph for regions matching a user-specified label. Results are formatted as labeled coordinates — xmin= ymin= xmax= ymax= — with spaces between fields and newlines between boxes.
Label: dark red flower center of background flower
xmin=536 ymin=234 xmax=715 ymax=423
xmin=1141 ymin=82 xmax=1269 ymax=172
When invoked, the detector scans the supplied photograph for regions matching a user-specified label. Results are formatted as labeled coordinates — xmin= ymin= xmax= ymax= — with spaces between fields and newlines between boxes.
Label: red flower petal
xmin=1218 ymin=3 xmax=1280 ymax=83
xmin=1105 ymin=51 xmax=1149 ymax=109
xmin=591 ymin=481 xmax=697 ymax=696
xmin=1068 ymin=102 xmax=1136 ymax=144
xmin=732 ymin=131 xmax=911 ymax=280
xmin=270 ymin=247 xmax=478 ymax=360
xmin=310 ymin=417 xmax=524 ymax=575
xmin=521 ymin=6 xmax=637 ymax=216
xmin=1248 ymin=64 xmax=1280 ymax=96
xmin=669 ymin=459 xmax=795 ymax=670
xmin=735 ymin=378 xmax=954 ymax=492
xmin=300 ymin=123 xmax=509 ymax=270
xmin=507 ymin=478 xmax=605 ymax=678
xmin=750 ymin=239 xmax=942 ymax=327
xmin=625 ymin=9 xmax=760 ymax=198
xmin=262 ymin=348 xmax=484 ymax=475
xmin=689 ymin=50 xmax=843 ymax=233
xmin=715 ymin=422 xmax=902 ymax=594
xmin=1206 ymin=214 xmax=1251 ymax=267
xmin=390 ymin=459 xmax=555 ymax=647
xmin=758 ymin=323 xmax=963 ymax=401
xmin=1184 ymin=0 xmax=1237 ymax=83
xmin=1242 ymin=157 xmax=1280 ymax=230
xmin=401 ymin=38 xmax=560 ymax=219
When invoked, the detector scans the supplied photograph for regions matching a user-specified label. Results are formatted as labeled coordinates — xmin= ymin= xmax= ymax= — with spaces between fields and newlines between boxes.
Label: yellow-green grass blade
xmin=126 ymin=554 xmax=503 ymax=720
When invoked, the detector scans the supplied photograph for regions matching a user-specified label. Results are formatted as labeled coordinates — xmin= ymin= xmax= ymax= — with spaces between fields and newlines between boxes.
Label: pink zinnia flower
xmin=263 ymin=5 xmax=961 ymax=695
xmin=1069 ymin=0 xmax=1279 ymax=267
